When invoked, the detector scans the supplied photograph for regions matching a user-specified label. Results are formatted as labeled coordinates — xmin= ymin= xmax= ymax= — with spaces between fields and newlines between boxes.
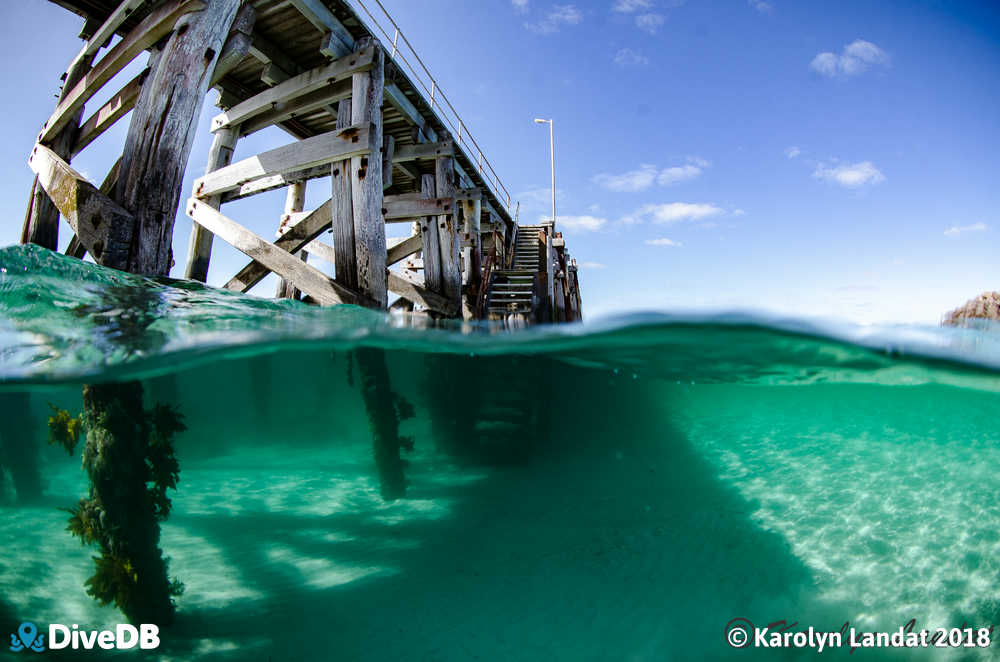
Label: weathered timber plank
xmin=39 ymin=0 xmax=205 ymax=145
xmin=210 ymin=2 xmax=255 ymax=85
xmin=387 ymin=271 xmax=457 ymax=317
xmin=194 ymin=124 xmax=373 ymax=199
xmin=117 ymin=0 xmax=241 ymax=275
xmin=219 ymin=164 xmax=330 ymax=203
xmin=383 ymin=195 xmax=453 ymax=220
xmin=23 ymin=44 xmax=97 ymax=249
xmin=225 ymin=200 xmax=332 ymax=292
xmin=382 ymin=135 xmax=394 ymax=190
xmin=455 ymin=187 xmax=483 ymax=202
xmin=302 ymin=239 xmax=336 ymax=265
xmin=211 ymin=46 xmax=374 ymax=132
xmin=419 ymin=174 xmax=442 ymax=295
xmin=187 ymin=198 xmax=364 ymax=306
xmin=238 ymin=78 xmax=351 ymax=136
xmin=68 ymin=0 xmax=146 ymax=73
xmin=350 ymin=38 xmax=386 ymax=308
xmin=65 ymin=158 xmax=123 ymax=259
xmin=276 ymin=180 xmax=308 ymax=299
xmin=384 ymin=84 xmax=435 ymax=140
xmin=289 ymin=0 xmax=355 ymax=54
xmin=28 ymin=144 xmax=133 ymax=269
xmin=320 ymin=29 xmax=352 ymax=59
xmin=331 ymin=98 xmax=356 ymax=290
xmin=461 ymin=197 xmax=482 ymax=319
xmin=387 ymin=233 xmax=421 ymax=266
xmin=436 ymin=154 xmax=462 ymax=309
xmin=72 ymin=69 xmax=148 ymax=157
xmin=248 ymin=31 xmax=299 ymax=82
xmin=391 ymin=141 xmax=453 ymax=163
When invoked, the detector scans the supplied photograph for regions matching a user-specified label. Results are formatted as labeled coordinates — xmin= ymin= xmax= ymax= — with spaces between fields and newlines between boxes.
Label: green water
xmin=2 ymin=244 xmax=1000 ymax=660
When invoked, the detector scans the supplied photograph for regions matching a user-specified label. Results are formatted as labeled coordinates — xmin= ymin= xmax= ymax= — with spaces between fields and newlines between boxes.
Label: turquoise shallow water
xmin=2 ymin=245 xmax=1000 ymax=660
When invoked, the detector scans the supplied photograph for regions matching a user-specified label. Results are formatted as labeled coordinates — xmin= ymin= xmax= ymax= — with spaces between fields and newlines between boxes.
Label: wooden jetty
xmin=24 ymin=0 xmax=584 ymax=324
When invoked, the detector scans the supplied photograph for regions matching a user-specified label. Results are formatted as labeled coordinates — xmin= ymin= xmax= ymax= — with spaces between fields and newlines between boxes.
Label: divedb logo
xmin=9 ymin=622 xmax=160 ymax=653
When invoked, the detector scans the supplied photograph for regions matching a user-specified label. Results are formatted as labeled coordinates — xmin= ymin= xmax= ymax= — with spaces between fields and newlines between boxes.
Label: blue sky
xmin=2 ymin=0 xmax=999 ymax=323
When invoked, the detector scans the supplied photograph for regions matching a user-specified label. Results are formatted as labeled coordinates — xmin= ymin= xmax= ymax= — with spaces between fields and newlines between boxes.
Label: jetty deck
xmin=25 ymin=0 xmax=584 ymax=323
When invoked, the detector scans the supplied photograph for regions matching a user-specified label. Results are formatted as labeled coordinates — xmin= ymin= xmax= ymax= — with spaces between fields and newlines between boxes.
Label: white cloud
xmin=810 ymin=39 xmax=889 ymax=77
xmin=578 ymin=261 xmax=607 ymax=269
xmin=635 ymin=12 xmax=665 ymax=33
xmin=614 ymin=48 xmax=649 ymax=66
xmin=748 ymin=0 xmax=773 ymax=12
xmin=593 ymin=164 xmax=659 ymax=192
xmin=511 ymin=0 xmax=529 ymax=12
xmin=645 ymin=238 xmax=683 ymax=246
xmin=944 ymin=222 xmax=988 ymax=237
xmin=595 ymin=158 xmax=708 ymax=191
xmin=557 ymin=215 xmax=609 ymax=231
xmin=732 ymin=209 xmax=746 ymax=216
xmin=813 ymin=161 xmax=885 ymax=188
xmin=658 ymin=164 xmax=701 ymax=185
xmin=612 ymin=0 xmax=653 ymax=12
xmin=526 ymin=4 xmax=583 ymax=34
xmin=637 ymin=202 xmax=724 ymax=223
xmin=785 ymin=146 xmax=801 ymax=159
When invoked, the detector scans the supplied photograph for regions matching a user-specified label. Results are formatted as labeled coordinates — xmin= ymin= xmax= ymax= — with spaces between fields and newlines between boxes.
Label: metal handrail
xmin=348 ymin=0 xmax=513 ymax=211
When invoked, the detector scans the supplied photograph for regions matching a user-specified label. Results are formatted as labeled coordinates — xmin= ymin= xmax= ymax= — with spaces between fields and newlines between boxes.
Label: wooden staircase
xmin=485 ymin=226 xmax=545 ymax=316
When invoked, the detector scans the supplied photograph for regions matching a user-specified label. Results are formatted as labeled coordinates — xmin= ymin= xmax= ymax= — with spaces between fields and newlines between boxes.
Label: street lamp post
xmin=533 ymin=118 xmax=555 ymax=228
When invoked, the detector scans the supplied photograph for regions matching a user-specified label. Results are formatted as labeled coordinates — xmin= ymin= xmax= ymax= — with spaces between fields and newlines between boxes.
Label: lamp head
xmin=534 ymin=118 xmax=549 ymax=124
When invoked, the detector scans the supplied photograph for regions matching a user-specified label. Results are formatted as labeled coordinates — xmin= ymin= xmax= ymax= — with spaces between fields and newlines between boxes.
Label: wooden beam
xmin=194 ymin=124 xmax=374 ymax=199
xmin=39 ymin=0 xmax=205 ymax=145
xmin=210 ymin=1 xmax=255 ymax=85
xmin=116 ymin=0 xmax=241 ymax=275
xmin=276 ymin=180 xmax=308 ymax=299
xmin=461 ymin=196 xmax=483 ymax=319
xmin=331 ymin=99 xmax=356 ymax=290
xmin=225 ymin=200 xmax=333 ymax=292
xmin=71 ymin=69 xmax=148 ymax=158
xmin=62 ymin=154 xmax=122 ymax=261
xmin=455 ymin=187 xmax=483 ymax=202
xmin=383 ymin=194 xmax=453 ymax=221
xmin=239 ymin=79 xmax=351 ymax=136
xmin=436 ymin=154 xmax=462 ymax=309
xmin=320 ymin=29 xmax=353 ymax=60
xmin=382 ymin=135 xmax=395 ymax=190
xmin=388 ymin=271 xmax=458 ymax=317
xmin=64 ymin=158 xmax=122 ymax=259
xmin=289 ymin=0 xmax=355 ymax=53
xmin=387 ymin=233 xmax=421 ymax=266
xmin=68 ymin=0 xmax=147 ymax=73
xmin=248 ymin=31 xmax=300 ymax=83
xmin=302 ymin=239 xmax=336 ymax=266
xmin=419 ymin=174 xmax=442 ymax=295
xmin=391 ymin=141 xmax=453 ymax=163
xmin=350 ymin=38 xmax=386 ymax=308
xmin=384 ymin=83 xmax=434 ymax=139
xmin=211 ymin=45 xmax=374 ymax=132
xmin=23 ymin=39 xmax=97 ymax=249
xmin=28 ymin=144 xmax=133 ymax=269
xmin=219 ymin=164 xmax=330 ymax=202
xmin=188 ymin=198 xmax=365 ymax=306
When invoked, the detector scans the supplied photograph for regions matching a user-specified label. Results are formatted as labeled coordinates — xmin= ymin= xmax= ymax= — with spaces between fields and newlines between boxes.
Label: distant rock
xmin=943 ymin=292 xmax=1000 ymax=326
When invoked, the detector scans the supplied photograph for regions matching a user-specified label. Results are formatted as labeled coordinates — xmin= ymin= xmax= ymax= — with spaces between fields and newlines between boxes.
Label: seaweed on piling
xmin=66 ymin=383 xmax=187 ymax=625
xmin=47 ymin=405 xmax=82 ymax=456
